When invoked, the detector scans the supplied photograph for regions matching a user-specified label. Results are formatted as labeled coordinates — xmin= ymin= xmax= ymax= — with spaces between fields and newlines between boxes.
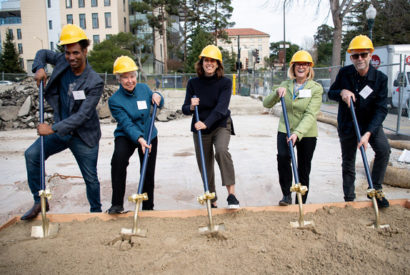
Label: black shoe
xmin=211 ymin=203 xmax=217 ymax=208
xmin=227 ymin=194 xmax=240 ymax=209
xmin=21 ymin=201 xmax=49 ymax=220
xmin=376 ymin=196 xmax=390 ymax=208
xmin=367 ymin=190 xmax=389 ymax=208
xmin=107 ymin=205 xmax=124 ymax=214
xmin=279 ymin=195 xmax=292 ymax=206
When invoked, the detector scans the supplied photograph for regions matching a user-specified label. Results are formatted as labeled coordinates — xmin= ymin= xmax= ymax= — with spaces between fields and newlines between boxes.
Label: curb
xmin=2 ymin=199 xmax=408 ymax=232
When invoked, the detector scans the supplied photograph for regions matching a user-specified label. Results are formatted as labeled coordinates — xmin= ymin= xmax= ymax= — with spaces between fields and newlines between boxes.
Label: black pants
xmin=339 ymin=126 xmax=390 ymax=201
xmin=277 ymin=132 xmax=317 ymax=203
xmin=110 ymin=136 xmax=158 ymax=210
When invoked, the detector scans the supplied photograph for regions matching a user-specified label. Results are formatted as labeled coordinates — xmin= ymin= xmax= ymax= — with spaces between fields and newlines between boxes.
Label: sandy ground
xmin=0 ymin=205 xmax=409 ymax=274
xmin=0 ymin=96 xmax=409 ymax=226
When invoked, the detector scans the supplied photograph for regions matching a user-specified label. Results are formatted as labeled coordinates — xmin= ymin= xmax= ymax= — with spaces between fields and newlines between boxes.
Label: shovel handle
xmin=137 ymin=103 xmax=158 ymax=195
xmin=280 ymin=97 xmax=300 ymax=184
xmin=193 ymin=96 xmax=210 ymax=193
xmin=349 ymin=98 xmax=374 ymax=189
xmin=39 ymin=81 xmax=46 ymax=191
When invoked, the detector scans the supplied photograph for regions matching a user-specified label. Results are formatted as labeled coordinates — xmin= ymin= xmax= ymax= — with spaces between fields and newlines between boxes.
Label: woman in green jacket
xmin=263 ymin=50 xmax=323 ymax=206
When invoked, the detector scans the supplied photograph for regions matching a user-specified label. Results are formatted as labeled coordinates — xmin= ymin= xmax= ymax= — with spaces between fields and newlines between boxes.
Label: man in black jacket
xmin=21 ymin=24 xmax=104 ymax=220
xmin=328 ymin=35 xmax=390 ymax=208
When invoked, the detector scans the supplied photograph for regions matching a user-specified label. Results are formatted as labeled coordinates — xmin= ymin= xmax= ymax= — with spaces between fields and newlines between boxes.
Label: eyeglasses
xmin=295 ymin=63 xmax=310 ymax=67
xmin=351 ymin=52 xmax=369 ymax=60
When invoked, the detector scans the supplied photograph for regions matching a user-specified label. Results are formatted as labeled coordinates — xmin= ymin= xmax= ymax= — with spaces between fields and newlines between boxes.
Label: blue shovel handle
xmin=349 ymin=98 xmax=374 ymax=189
xmin=193 ymin=96 xmax=210 ymax=193
xmin=39 ymin=80 xmax=46 ymax=191
xmin=137 ymin=103 xmax=158 ymax=194
xmin=280 ymin=97 xmax=300 ymax=184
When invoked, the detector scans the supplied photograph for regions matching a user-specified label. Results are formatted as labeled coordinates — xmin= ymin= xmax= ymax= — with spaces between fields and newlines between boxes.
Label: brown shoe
xmin=21 ymin=201 xmax=49 ymax=220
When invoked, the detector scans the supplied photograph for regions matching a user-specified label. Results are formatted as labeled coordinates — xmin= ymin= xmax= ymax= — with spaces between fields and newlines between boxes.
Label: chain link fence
xmin=1 ymin=61 xmax=408 ymax=136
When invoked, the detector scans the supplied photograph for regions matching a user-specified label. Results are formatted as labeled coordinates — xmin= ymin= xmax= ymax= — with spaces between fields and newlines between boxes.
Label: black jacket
xmin=328 ymin=64 xmax=388 ymax=136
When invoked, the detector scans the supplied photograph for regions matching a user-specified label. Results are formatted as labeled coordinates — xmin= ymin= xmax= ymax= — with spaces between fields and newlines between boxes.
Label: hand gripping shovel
xmin=31 ymin=80 xmax=59 ymax=238
xmin=193 ymin=96 xmax=225 ymax=235
xmin=280 ymin=97 xmax=314 ymax=228
xmin=349 ymin=98 xmax=389 ymax=229
xmin=121 ymin=103 xmax=158 ymax=238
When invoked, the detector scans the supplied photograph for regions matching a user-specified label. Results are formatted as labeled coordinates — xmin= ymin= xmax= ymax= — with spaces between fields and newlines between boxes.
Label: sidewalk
xmin=0 ymin=96 xmax=409 ymax=225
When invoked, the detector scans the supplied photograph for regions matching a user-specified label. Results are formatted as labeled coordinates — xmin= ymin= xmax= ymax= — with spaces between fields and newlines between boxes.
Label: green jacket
xmin=263 ymin=79 xmax=323 ymax=140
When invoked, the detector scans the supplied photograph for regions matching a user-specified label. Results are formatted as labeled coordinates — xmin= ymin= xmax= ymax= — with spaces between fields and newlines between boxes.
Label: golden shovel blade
xmin=120 ymin=227 xmax=147 ymax=238
xmin=31 ymin=222 xmax=59 ymax=238
xmin=198 ymin=223 xmax=225 ymax=235
xmin=290 ymin=220 xmax=315 ymax=228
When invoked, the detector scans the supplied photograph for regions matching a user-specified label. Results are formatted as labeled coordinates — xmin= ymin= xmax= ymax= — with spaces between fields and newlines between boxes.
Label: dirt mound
xmin=1 ymin=205 xmax=409 ymax=274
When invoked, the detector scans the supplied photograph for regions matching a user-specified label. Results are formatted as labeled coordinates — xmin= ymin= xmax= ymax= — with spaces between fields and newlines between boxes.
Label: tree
xmin=220 ymin=48 xmax=236 ymax=73
xmin=87 ymin=32 xmax=138 ymax=73
xmin=185 ymin=27 xmax=214 ymax=73
xmin=314 ymin=24 xmax=334 ymax=66
xmin=205 ymin=0 xmax=235 ymax=45
xmin=0 ymin=30 xmax=25 ymax=73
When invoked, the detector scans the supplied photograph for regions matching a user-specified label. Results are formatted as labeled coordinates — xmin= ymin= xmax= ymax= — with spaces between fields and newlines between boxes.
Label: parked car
xmin=0 ymin=80 xmax=13 ymax=85
xmin=316 ymin=78 xmax=331 ymax=102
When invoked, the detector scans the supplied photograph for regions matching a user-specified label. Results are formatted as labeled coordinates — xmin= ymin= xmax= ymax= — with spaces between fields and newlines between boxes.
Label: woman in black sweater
xmin=182 ymin=45 xmax=239 ymax=209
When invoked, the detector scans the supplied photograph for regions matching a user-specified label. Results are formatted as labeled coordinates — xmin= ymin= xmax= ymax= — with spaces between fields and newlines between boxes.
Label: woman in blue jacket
xmin=107 ymin=56 xmax=164 ymax=213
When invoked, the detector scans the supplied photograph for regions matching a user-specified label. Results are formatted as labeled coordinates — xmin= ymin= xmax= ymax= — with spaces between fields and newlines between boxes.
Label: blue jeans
xmin=24 ymin=133 xmax=102 ymax=212
xmin=339 ymin=126 xmax=390 ymax=202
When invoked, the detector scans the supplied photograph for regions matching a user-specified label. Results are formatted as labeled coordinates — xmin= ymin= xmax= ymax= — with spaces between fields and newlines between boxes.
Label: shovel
xmin=193 ymin=96 xmax=225 ymax=235
xmin=31 ymin=80 xmax=59 ymax=238
xmin=280 ymin=97 xmax=314 ymax=228
xmin=120 ymin=103 xmax=158 ymax=238
xmin=349 ymin=98 xmax=389 ymax=229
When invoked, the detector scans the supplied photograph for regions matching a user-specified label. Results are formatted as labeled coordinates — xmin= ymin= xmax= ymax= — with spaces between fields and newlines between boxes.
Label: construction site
xmin=0 ymin=86 xmax=409 ymax=274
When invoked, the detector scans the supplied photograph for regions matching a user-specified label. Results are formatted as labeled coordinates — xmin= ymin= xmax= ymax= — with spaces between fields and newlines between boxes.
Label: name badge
xmin=359 ymin=85 xmax=373 ymax=99
xmin=137 ymin=100 xmax=147 ymax=110
xmin=299 ymin=89 xmax=311 ymax=98
xmin=72 ymin=90 xmax=86 ymax=100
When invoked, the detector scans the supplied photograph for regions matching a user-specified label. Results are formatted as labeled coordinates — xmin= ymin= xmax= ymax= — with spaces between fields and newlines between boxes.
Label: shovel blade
xmin=290 ymin=220 xmax=315 ymax=228
xmin=31 ymin=223 xmax=59 ymax=238
xmin=120 ymin=227 xmax=147 ymax=238
xmin=367 ymin=223 xmax=390 ymax=229
xmin=198 ymin=223 xmax=225 ymax=234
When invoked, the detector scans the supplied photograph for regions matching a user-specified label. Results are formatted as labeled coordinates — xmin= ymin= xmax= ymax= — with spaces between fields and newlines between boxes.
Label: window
xmin=17 ymin=29 xmax=22 ymax=40
xmin=91 ymin=0 xmax=98 ymax=7
xmin=104 ymin=12 xmax=112 ymax=28
xmin=106 ymin=34 xmax=112 ymax=39
xmin=47 ymin=0 xmax=51 ymax=8
xmin=93 ymin=35 xmax=100 ymax=44
xmin=92 ymin=13 xmax=99 ymax=29
xmin=67 ymin=14 xmax=73 ymax=24
xmin=66 ymin=0 xmax=72 ymax=8
xmin=123 ymin=0 xmax=125 ymax=11
xmin=123 ymin=17 xmax=126 ymax=31
xmin=79 ymin=14 xmax=86 ymax=29
xmin=8 ymin=29 xmax=13 ymax=39
xmin=78 ymin=0 xmax=85 ymax=8
xmin=19 ymin=58 xmax=24 ymax=69
xmin=18 ymin=43 xmax=23 ymax=54
xmin=104 ymin=0 xmax=110 ymax=6
xmin=50 ymin=42 xmax=54 ymax=50
xmin=49 ymin=20 xmax=53 ymax=30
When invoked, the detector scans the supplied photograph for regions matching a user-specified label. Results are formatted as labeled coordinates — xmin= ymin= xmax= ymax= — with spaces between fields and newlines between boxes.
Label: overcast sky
xmin=231 ymin=0 xmax=333 ymax=48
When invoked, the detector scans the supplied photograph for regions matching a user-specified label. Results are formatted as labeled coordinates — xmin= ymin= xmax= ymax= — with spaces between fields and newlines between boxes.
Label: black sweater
xmin=182 ymin=75 xmax=233 ymax=134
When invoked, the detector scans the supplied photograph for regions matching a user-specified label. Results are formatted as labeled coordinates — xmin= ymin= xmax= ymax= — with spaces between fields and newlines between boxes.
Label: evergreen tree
xmin=88 ymin=32 xmax=138 ymax=73
xmin=0 ymin=30 xmax=25 ymax=73
xmin=314 ymin=24 xmax=334 ymax=66
xmin=185 ymin=27 xmax=214 ymax=73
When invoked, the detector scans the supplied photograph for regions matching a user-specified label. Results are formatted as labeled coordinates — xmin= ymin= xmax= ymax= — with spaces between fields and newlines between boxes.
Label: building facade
xmin=0 ymin=0 xmax=132 ymax=73
xmin=217 ymin=28 xmax=270 ymax=70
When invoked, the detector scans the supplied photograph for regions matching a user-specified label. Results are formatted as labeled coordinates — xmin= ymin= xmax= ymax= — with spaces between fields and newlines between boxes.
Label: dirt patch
xmin=0 ymin=205 xmax=409 ymax=274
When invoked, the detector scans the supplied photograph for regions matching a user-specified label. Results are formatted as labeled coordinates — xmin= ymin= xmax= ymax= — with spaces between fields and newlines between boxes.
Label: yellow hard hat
xmin=347 ymin=35 xmax=374 ymax=53
xmin=113 ymin=56 xmax=138 ymax=74
xmin=199 ymin=45 xmax=222 ymax=62
xmin=58 ymin=24 xmax=88 ymax=45
xmin=290 ymin=50 xmax=314 ymax=67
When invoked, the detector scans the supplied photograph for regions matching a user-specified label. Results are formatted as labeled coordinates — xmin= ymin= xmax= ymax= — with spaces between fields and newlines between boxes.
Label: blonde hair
xmin=287 ymin=63 xmax=315 ymax=80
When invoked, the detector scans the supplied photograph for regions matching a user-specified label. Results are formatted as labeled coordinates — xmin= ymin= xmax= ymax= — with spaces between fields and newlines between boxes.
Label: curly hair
xmin=195 ymin=58 xmax=224 ymax=78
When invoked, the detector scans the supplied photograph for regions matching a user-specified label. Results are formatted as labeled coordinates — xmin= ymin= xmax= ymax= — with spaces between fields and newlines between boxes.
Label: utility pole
xmin=283 ymin=0 xmax=287 ymax=79
xmin=237 ymin=35 xmax=241 ymax=94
